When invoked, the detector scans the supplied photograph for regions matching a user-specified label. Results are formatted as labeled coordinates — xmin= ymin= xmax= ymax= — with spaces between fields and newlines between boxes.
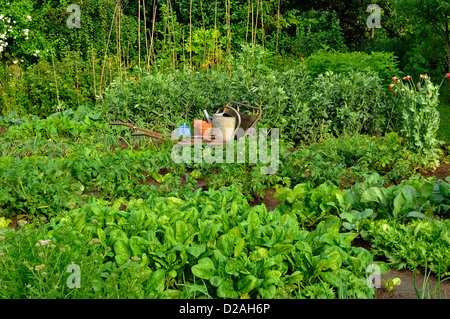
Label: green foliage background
xmin=1 ymin=0 xmax=449 ymax=115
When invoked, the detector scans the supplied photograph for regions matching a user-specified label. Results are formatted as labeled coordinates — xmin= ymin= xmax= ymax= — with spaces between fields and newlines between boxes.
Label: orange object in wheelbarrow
xmin=194 ymin=120 xmax=212 ymax=137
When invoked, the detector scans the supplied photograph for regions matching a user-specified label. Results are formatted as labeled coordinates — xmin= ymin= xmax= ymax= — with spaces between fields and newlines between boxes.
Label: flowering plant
xmin=0 ymin=217 xmax=148 ymax=298
xmin=0 ymin=0 xmax=45 ymax=63
xmin=387 ymin=74 xmax=444 ymax=170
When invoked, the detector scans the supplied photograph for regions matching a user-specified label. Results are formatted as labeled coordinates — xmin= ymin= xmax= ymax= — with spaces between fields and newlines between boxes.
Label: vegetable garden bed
xmin=0 ymin=72 xmax=449 ymax=299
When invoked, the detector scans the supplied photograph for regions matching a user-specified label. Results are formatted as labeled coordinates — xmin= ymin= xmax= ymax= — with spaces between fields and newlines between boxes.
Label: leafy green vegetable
xmin=362 ymin=219 xmax=450 ymax=275
xmin=40 ymin=185 xmax=383 ymax=299
xmin=382 ymin=278 xmax=401 ymax=292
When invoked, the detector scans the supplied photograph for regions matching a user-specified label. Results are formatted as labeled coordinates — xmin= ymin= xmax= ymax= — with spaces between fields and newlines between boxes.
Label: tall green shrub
xmin=0 ymin=64 xmax=28 ymax=116
xmin=98 ymin=65 xmax=393 ymax=145
xmin=305 ymin=51 xmax=401 ymax=85
xmin=276 ymin=9 xmax=348 ymax=57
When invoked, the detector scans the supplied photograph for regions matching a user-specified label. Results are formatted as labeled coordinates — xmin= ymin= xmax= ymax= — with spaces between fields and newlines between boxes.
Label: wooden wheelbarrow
xmin=109 ymin=101 xmax=262 ymax=146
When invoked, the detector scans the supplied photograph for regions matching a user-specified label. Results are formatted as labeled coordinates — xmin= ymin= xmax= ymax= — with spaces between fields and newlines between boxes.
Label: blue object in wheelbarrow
xmin=177 ymin=122 xmax=191 ymax=137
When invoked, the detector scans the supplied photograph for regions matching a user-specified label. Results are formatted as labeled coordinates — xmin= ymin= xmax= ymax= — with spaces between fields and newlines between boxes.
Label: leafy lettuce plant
xmin=0 ymin=155 xmax=84 ymax=216
xmin=0 ymin=217 xmax=11 ymax=228
xmin=273 ymin=181 xmax=345 ymax=229
xmin=429 ymin=178 xmax=450 ymax=215
xmin=43 ymin=185 xmax=383 ymax=299
xmin=343 ymin=174 xmax=436 ymax=222
xmin=382 ymin=277 xmax=401 ymax=292
xmin=362 ymin=218 xmax=450 ymax=276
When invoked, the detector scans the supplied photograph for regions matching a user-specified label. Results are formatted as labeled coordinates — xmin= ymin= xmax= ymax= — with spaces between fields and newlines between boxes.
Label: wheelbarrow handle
xmin=131 ymin=132 xmax=169 ymax=141
xmin=109 ymin=122 xmax=164 ymax=136
xmin=225 ymin=101 xmax=262 ymax=114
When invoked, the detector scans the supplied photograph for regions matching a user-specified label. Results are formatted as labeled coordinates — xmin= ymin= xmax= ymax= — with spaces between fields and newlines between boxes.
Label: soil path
xmin=376 ymin=269 xmax=450 ymax=299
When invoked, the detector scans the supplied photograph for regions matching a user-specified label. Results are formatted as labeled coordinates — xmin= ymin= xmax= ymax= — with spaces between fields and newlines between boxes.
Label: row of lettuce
xmin=0 ymin=177 xmax=448 ymax=299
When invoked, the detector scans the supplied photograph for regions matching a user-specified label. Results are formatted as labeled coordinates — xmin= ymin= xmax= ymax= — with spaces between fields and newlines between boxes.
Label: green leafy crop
xmin=362 ymin=218 xmax=450 ymax=276
xmin=12 ymin=185 xmax=383 ymax=299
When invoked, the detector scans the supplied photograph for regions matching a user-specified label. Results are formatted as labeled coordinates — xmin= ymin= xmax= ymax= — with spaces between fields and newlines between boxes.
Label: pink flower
xmin=446 ymin=73 xmax=450 ymax=79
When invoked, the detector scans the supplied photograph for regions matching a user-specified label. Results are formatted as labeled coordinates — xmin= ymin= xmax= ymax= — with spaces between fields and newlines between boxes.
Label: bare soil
xmin=249 ymin=188 xmax=282 ymax=211
xmin=415 ymin=144 xmax=449 ymax=180
xmin=421 ymin=162 xmax=450 ymax=181
xmin=376 ymin=269 xmax=450 ymax=299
